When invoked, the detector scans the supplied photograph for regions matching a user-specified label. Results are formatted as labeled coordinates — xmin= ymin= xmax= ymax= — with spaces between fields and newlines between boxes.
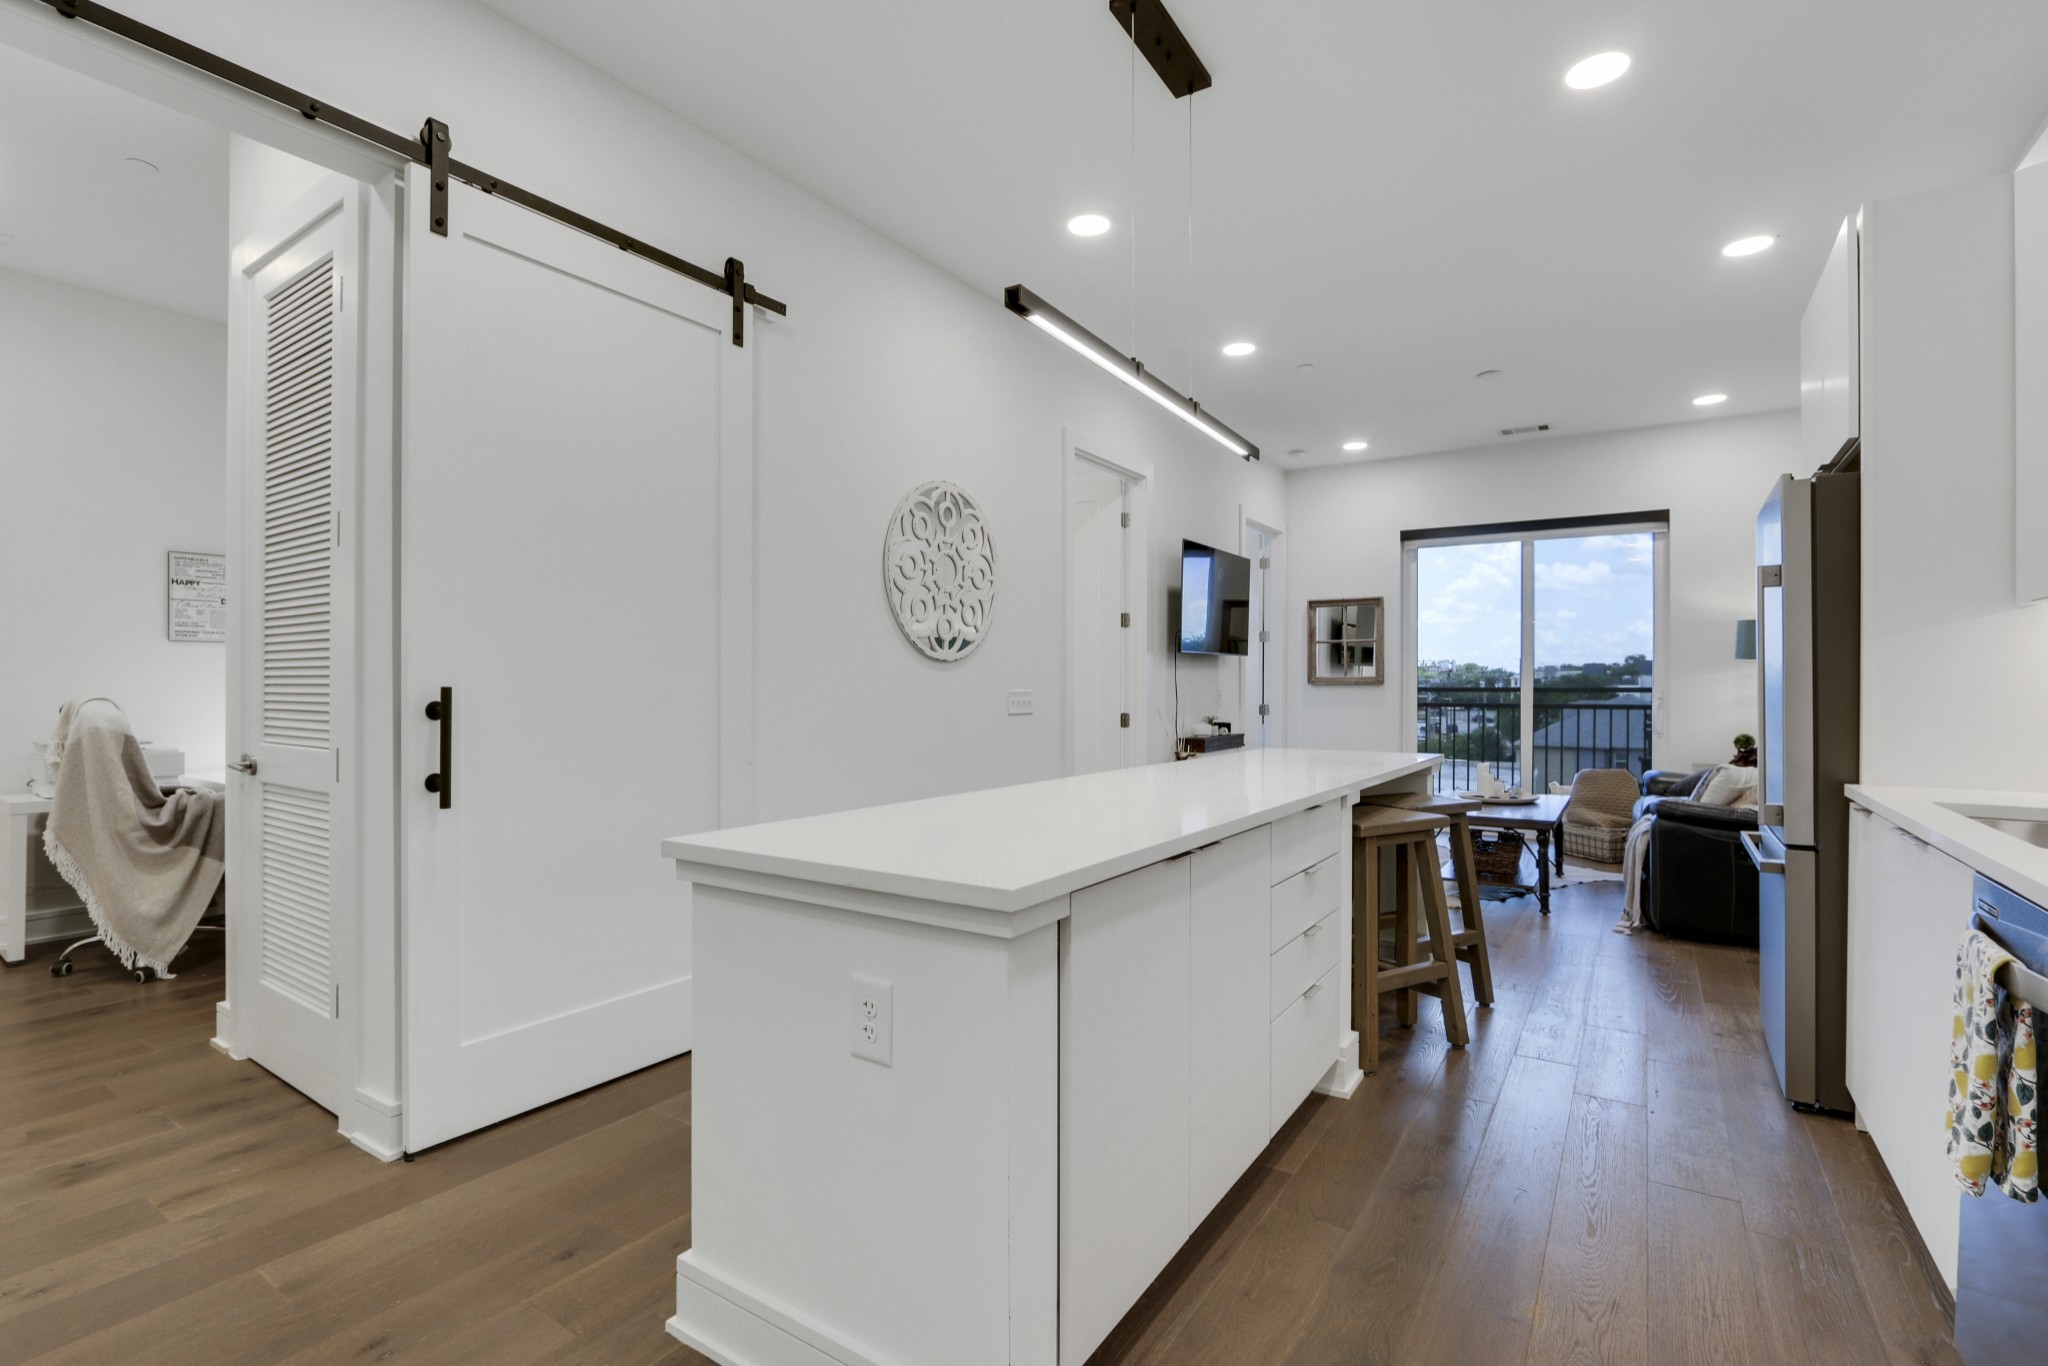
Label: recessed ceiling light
xmin=1564 ymin=52 xmax=1631 ymax=90
xmin=1721 ymin=235 xmax=1775 ymax=257
xmin=1067 ymin=213 xmax=1111 ymax=237
xmin=1342 ymin=440 xmax=1369 ymax=452
xmin=1693 ymin=393 xmax=1728 ymax=406
xmin=1221 ymin=341 xmax=1256 ymax=357
xmin=1295 ymin=362 xmax=1315 ymax=372
xmin=1475 ymin=369 xmax=1503 ymax=380
xmin=121 ymin=156 xmax=159 ymax=176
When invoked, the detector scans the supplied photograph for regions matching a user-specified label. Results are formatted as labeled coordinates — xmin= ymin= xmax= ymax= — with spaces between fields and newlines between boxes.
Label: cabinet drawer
xmin=1270 ymin=910 xmax=1339 ymax=1021
xmin=1270 ymin=852 xmax=1343 ymax=952
xmin=1270 ymin=964 xmax=1338 ymax=1134
xmin=1272 ymin=801 xmax=1344 ymax=885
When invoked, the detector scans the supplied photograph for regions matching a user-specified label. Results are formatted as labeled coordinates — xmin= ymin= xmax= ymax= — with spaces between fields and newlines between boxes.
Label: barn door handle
xmin=423 ymin=687 xmax=452 ymax=809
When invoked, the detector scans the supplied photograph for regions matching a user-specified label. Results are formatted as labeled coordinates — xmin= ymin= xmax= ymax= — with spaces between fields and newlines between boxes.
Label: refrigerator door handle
xmin=1756 ymin=562 xmax=1785 ymax=830
xmin=1741 ymin=828 xmax=1786 ymax=875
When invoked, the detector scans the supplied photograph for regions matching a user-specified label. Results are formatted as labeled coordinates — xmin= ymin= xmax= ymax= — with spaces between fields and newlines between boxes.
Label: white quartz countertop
xmin=664 ymin=749 xmax=1439 ymax=913
xmin=1847 ymin=784 xmax=2048 ymax=907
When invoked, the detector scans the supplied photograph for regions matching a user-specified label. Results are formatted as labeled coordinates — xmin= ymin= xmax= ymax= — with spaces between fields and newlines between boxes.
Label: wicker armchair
xmin=1560 ymin=768 xmax=1638 ymax=863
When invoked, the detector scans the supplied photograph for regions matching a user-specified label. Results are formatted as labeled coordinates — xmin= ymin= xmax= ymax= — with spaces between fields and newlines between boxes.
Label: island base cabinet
xmin=1845 ymin=803 xmax=1974 ymax=1289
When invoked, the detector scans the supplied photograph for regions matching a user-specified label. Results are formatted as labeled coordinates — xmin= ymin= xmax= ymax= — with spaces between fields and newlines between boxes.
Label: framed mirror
xmin=1307 ymin=597 xmax=1384 ymax=685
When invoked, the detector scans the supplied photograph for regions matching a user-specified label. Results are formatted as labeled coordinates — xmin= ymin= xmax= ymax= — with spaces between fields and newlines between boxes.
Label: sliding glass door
xmin=1410 ymin=520 xmax=1663 ymax=796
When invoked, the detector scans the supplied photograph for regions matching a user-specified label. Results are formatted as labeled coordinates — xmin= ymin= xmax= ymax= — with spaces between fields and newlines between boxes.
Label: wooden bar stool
xmin=1352 ymin=804 xmax=1470 ymax=1073
xmin=1357 ymin=792 xmax=1496 ymax=1007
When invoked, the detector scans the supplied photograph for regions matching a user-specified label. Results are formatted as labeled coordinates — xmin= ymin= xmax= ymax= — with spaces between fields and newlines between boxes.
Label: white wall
xmin=10 ymin=0 xmax=1289 ymax=825
xmin=227 ymin=133 xmax=330 ymax=247
xmin=1282 ymin=410 xmax=1802 ymax=773
xmin=0 ymin=265 xmax=228 ymax=779
xmin=1859 ymin=174 xmax=2048 ymax=789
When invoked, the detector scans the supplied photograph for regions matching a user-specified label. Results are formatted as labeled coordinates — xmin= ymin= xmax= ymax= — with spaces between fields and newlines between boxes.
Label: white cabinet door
xmin=398 ymin=173 xmax=734 ymax=1150
xmin=1189 ymin=827 xmax=1271 ymax=1225
xmin=1847 ymin=806 xmax=1973 ymax=1290
xmin=2016 ymin=161 xmax=2048 ymax=603
xmin=1061 ymin=855 xmax=1191 ymax=1366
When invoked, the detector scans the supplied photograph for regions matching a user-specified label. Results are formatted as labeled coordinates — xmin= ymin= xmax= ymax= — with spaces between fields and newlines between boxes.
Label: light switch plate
xmin=1007 ymin=689 xmax=1034 ymax=716
xmin=850 ymin=973 xmax=892 ymax=1066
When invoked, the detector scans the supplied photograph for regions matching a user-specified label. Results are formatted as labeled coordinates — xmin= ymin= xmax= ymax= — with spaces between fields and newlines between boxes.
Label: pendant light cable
xmin=1187 ymin=92 xmax=1196 ymax=400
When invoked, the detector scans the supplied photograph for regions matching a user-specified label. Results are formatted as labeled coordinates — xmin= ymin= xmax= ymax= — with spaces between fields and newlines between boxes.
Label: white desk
xmin=661 ymin=748 xmax=1438 ymax=1366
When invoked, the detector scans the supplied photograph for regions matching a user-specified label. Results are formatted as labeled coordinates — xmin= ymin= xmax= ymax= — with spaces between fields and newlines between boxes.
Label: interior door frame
xmin=1239 ymin=511 xmax=1283 ymax=748
xmin=0 ymin=3 xmax=410 ymax=1161
xmin=1062 ymin=429 xmax=1151 ymax=773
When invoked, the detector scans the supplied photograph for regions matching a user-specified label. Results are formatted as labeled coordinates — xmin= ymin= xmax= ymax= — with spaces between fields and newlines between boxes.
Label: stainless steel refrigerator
xmin=1750 ymin=441 xmax=1860 ymax=1113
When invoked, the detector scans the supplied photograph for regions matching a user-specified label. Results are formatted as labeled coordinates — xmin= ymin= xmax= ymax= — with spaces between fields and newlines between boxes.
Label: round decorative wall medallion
xmin=882 ymin=481 xmax=997 ymax=662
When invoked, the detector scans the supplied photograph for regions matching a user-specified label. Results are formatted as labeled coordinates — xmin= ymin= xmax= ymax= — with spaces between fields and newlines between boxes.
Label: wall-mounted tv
xmin=1179 ymin=539 xmax=1252 ymax=655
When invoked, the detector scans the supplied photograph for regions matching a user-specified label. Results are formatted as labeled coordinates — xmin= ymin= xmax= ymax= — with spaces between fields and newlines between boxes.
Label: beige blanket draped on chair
xmin=42 ymin=696 xmax=225 ymax=975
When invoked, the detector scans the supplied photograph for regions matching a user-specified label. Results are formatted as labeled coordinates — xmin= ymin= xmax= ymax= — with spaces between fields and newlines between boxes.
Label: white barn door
xmin=399 ymin=173 xmax=732 ymax=1150
xmin=226 ymin=178 xmax=365 ymax=1116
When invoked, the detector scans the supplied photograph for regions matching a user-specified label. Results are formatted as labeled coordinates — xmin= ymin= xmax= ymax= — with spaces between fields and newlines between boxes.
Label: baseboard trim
xmin=1315 ymin=1030 xmax=1364 ymax=1099
xmin=671 ymin=1253 xmax=892 ymax=1366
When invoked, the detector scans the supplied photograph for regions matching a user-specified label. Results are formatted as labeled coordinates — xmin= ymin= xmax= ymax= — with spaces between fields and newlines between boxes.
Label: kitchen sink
xmin=1939 ymin=803 xmax=2048 ymax=851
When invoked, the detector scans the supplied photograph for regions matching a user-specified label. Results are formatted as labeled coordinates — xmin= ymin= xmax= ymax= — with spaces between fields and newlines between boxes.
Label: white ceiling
xmin=482 ymin=0 xmax=2048 ymax=467
xmin=0 ymin=43 xmax=227 ymax=322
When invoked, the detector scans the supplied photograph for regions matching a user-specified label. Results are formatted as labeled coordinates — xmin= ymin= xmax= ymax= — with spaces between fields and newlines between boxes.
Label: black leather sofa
xmin=1633 ymin=769 xmax=1760 ymax=943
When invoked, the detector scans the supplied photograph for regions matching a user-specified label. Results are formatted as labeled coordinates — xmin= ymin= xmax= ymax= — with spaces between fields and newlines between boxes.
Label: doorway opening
xmin=0 ymin=29 xmax=403 ymax=1157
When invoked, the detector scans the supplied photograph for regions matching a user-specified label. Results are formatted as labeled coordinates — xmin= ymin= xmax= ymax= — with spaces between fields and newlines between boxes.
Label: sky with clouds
xmin=1416 ymin=533 xmax=1654 ymax=671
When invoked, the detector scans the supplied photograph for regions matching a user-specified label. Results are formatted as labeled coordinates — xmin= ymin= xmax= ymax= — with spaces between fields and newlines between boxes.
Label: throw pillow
xmin=1697 ymin=764 xmax=1759 ymax=808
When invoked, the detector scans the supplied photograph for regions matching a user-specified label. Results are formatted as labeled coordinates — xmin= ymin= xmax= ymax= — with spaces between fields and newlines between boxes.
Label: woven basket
xmin=1470 ymin=828 xmax=1527 ymax=881
xmin=1563 ymin=822 xmax=1629 ymax=864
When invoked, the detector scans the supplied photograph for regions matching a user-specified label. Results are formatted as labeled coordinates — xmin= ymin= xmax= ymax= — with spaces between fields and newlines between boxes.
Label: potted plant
xmin=1203 ymin=715 xmax=1231 ymax=735
xmin=1732 ymin=733 xmax=1758 ymax=767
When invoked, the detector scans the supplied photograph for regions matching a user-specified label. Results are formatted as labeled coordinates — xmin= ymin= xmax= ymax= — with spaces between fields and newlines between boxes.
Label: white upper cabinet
xmin=2015 ymin=162 xmax=2048 ymax=603
xmin=1801 ymin=215 xmax=1861 ymax=471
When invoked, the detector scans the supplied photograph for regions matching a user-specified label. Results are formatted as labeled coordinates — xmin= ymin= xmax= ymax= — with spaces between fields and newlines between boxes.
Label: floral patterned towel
xmin=1947 ymin=928 xmax=2040 ymax=1201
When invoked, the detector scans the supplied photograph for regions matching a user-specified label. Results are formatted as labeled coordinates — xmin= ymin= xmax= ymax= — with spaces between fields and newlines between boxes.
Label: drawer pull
xmin=1303 ymin=982 xmax=1322 ymax=1000
xmin=1302 ymin=923 xmax=1323 ymax=938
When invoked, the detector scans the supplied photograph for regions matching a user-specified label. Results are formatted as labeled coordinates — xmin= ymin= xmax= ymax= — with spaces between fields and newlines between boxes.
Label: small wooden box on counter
xmin=1181 ymin=731 xmax=1245 ymax=754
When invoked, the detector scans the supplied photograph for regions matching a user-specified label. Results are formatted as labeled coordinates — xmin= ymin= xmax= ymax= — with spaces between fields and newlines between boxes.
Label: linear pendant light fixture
xmin=1006 ymin=0 xmax=1258 ymax=461
xmin=1006 ymin=286 xmax=1255 ymax=457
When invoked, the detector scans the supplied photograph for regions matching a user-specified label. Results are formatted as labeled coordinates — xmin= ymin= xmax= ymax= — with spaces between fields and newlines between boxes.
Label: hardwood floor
xmin=1087 ymin=879 xmax=1961 ymax=1366
xmin=0 ymin=936 xmax=696 ymax=1365
xmin=2 ymin=879 xmax=1958 ymax=1364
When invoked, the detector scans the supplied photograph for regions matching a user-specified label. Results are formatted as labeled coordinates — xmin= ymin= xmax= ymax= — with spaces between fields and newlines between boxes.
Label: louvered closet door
xmin=399 ymin=174 xmax=733 ymax=1150
xmin=229 ymin=181 xmax=361 ymax=1117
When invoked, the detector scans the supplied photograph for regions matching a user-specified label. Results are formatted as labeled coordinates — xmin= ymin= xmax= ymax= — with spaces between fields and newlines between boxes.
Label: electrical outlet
xmin=1007 ymin=689 xmax=1034 ymax=717
xmin=850 ymin=973 xmax=893 ymax=1066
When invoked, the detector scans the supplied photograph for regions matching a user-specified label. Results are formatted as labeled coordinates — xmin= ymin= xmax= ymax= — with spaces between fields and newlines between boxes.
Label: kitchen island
xmin=661 ymin=748 xmax=1439 ymax=1366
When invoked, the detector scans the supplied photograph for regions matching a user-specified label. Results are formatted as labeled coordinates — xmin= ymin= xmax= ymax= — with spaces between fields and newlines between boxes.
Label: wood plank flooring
xmin=2 ymin=879 xmax=1958 ymax=1364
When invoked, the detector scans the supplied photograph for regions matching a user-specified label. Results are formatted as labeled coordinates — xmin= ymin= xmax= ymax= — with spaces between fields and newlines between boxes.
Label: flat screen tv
xmin=1179 ymin=539 xmax=1252 ymax=655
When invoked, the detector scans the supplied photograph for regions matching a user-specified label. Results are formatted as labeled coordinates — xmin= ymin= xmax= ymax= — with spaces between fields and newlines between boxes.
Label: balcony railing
xmin=1417 ymin=686 xmax=1652 ymax=795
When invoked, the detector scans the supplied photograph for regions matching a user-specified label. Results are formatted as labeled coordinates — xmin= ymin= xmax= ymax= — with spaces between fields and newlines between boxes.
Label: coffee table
xmin=1463 ymin=793 xmax=1570 ymax=914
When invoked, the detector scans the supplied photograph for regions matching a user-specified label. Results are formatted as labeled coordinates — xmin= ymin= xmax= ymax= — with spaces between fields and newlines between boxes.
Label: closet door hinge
xmin=1119 ymin=713 xmax=1131 ymax=729
xmin=333 ymin=982 xmax=342 ymax=1018
xmin=1258 ymin=703 xmax=1271 ymax=717
xmin=1120 ymin=612 xmax=1131 ymax=628
xmin=1258 ymin=630 xmax=1270 ymax=644
xmin=1260 ymin=557 xmax=1271 ymax=569
xmin=1121 ymin=512 xmax=1131 ymax=529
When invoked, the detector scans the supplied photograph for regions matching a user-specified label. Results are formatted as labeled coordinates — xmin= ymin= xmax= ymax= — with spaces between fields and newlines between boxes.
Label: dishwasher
xmin=1954 ymin=874 xmax=2048 ymax=1362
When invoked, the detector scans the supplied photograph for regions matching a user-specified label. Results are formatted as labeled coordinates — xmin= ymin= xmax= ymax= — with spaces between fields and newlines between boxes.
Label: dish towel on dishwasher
xmin=1947 ymin=928 xmax=2040 ymax=1201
